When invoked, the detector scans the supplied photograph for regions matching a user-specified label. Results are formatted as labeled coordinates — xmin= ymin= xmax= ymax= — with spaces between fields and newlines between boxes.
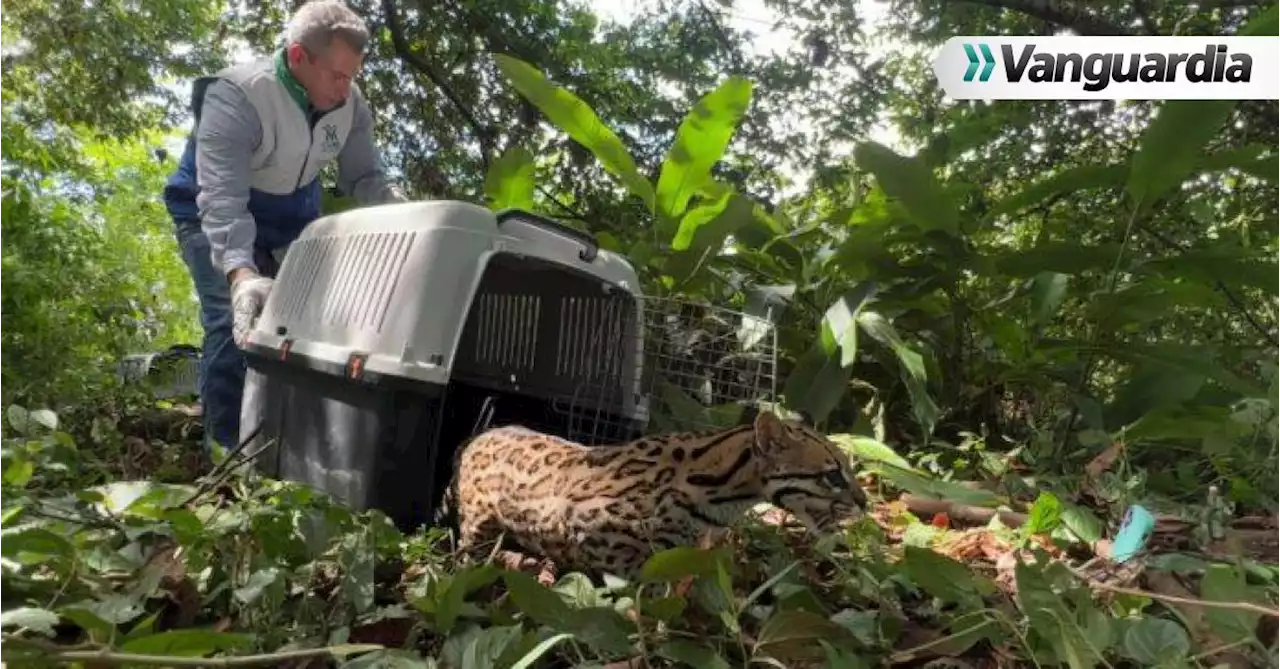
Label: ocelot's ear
xmin=751 ymin=409 xmax=786 ymax=456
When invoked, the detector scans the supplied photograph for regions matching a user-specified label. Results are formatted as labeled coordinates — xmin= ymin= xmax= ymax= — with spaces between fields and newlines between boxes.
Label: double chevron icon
xmin=962 ymin=43 xmax=997 ymax=82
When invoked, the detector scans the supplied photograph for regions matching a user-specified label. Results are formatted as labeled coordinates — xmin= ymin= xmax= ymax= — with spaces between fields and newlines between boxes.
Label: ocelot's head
xmin=749 ymin=408 xmax=869 ymax=533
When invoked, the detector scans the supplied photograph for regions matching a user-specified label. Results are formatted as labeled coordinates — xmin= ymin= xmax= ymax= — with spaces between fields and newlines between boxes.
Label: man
xmin=163 ymin=0 xmax=407 ymax=452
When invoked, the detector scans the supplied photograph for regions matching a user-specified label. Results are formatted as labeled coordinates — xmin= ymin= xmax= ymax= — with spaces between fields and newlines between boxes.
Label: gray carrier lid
xmin=246 ymin=200 xmax=643 ymax=387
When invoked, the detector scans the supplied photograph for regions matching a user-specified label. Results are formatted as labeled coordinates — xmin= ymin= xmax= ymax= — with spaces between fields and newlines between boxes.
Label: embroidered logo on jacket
xmin=321 ymin=124 xmax=341 ymax=153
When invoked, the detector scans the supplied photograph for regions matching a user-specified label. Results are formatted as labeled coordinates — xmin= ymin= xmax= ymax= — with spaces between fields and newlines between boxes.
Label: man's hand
xmin=229 ymin=271 xmax=274 ymax=348
xmin=386 ymin=183 xmax=410 ymax=203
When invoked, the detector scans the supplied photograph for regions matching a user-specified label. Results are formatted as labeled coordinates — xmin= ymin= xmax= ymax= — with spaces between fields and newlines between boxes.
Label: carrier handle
xmin=496 ymin=209 xmax=599 ymax=262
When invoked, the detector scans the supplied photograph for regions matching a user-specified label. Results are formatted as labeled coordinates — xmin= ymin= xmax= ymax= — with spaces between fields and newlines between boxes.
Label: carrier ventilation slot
xmin=273 ymin=237 xmax=333 ymax=323
xmin=555 ymin=295 xmax=631 ymax=386
xmin=270 ymin=232 xmax=416 ymax=332
xmin=468 ymin=294 xmax=540 ymax=372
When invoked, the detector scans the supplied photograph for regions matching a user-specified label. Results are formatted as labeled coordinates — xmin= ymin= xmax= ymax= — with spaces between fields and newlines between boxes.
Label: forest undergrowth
xmin=1 ymin=394 xmax=1276 ymax=669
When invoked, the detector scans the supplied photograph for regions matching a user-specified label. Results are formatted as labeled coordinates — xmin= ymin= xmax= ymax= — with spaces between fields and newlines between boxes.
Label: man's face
xmin=288 ymin=39 xmax=363 ymax=111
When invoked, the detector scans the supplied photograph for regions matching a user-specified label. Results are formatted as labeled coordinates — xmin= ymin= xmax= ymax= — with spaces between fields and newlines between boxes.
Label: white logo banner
xmin=931 ymin=36 xmax=1280 ymax=100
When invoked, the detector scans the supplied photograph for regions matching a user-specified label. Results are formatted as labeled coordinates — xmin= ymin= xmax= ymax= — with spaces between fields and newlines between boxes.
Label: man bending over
xmin=163 ymin=0 xmax=407 ymax=452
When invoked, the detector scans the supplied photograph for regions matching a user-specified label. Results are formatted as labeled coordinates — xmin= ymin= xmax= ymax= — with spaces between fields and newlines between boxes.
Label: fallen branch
xmin=1 ymin=635 xmax=384 ymax=667
xmin=1064 ymin=562 xmax=1280 ymax=619
xmin=181 ymin=422 xmax=270 ymax=507
xmin=900 ymin=494 xmax=1029 ymax=528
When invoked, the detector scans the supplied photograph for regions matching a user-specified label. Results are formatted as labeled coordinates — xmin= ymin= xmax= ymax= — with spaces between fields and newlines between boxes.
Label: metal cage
xmin=449 ymin=254 xmax=780 ymax=445
xmin=118 ymin=344 xmax=202 ymax=399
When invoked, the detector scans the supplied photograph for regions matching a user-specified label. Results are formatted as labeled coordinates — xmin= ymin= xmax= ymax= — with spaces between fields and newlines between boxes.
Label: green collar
xmin=274 ymin=49 xmax=310 ymax=114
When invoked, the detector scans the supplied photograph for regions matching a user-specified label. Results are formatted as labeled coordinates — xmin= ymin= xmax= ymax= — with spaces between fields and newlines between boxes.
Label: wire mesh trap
xmin=634 ymin=296 xmax=779 ymax=435
xmin=455 ymin=290 xmax=783 ymax=447
xmin=117 ymin=345 xmax=202 ymax=399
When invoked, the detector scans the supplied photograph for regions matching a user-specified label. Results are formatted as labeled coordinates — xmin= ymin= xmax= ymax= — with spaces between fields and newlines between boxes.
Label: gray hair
xmin=284 ymin=0 xmax=370 ymax=55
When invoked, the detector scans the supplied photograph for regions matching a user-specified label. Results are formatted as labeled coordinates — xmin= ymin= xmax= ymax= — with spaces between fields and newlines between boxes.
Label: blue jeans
xmin=174 ymin=219 xmax=245 ymax=452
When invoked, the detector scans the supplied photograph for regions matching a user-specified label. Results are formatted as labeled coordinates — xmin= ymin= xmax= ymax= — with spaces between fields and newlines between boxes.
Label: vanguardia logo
xmin=963 ymin=43 xmax=996 ymax=82
xmin=934 ymin=36 xmax=1278 ymax=100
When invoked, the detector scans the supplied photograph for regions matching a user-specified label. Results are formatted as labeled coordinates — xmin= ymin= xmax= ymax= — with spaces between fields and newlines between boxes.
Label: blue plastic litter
xmin=1112 ymin=505 xmax=1156 ymax=563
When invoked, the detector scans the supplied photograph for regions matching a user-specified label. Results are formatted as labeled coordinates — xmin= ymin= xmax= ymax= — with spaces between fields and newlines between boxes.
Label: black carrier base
xmin=243 ymin=351 xmax=447 ymax=533
xmin=243 ymin=348 xmax=647 ymax=534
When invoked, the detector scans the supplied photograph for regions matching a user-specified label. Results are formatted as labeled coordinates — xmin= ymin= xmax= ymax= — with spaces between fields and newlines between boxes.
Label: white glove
xmin=230 ymin=274 xmax=274 ymax=348
xmin=386 ymin=184 xmax=410 ymax=203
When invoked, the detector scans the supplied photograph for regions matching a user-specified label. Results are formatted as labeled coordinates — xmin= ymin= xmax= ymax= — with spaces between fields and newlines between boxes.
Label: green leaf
xmin=991 ymin=241 xmax=1125 ymax=278
xmin=1201 ymin=564 xmax=1265 ymax=642
xmin=1 ymin=526 xmax=74 ymax=563
xmin=900 ymin=546 xmax=990 ymax=607
xmin=671 ymin=189 xmax=733 ymax=251
xmin=59 ymin=607 xmax=117 ymax=643
xmin=1233 ymin=152 xmax=1280 ymax=181
xmin=1015 ymin=561 xmax=1105 ymax=669
xmin=641 ymin=546 xmax=729 ymax=583
xmin=869 ymin=465 xmax=1001 ymax=507
xmin=989 ymin=163 xmax=1126 ymax=217
xmin=1105 ymin=361 xmax=1208 ymax=429
xmin=493 ymin=54 xmax=655 ymax=211
xmin=6 ymin=406 xmax=29 ymax=434
xmin=657 ymin=639 xmax=731 ymax=669
xmin=1127 ymin=100 xmax=1236 ymax=208
xmin=0 ymin=607 xmax=60 ymax=636
xmin=1022 ymin=491 xmax=1063 ymax=537
xmin=1143 ymin=246 xmax=1277 ymax=293
xmin=563 ymin=607 xmax=634 ymax=656
xmin=502 ymin=569 xmax=574 ymax=625
xmin=339 ymin=648 xmax=437 ymax=668
xmin=67 ymin=594 xmax=147 ymax=626
xmin=427 ymin=564 xmax=501 ymax=634
xmin=458 ymin=624 xmax=523 ymax=669
xmin=643 ymin=595 xmax=687 ymax=623
xmin=825 ymin=283 xmax=880 ymax=368
xmin=853 ymin=142 xmax=959 ymax=235
xmin=91 ymin=480 xmax=165 ymax=514
xmin=1029 ymin=271 xmax=1069 ymax=327
xmin=509 ymin=632 xmax=575 ymax=669
xmin=484 ymin=147 xmax=536 ymax=211
xmin=826 ymin=434 xmax=915 ymax=472
xmin=754 ymin=609 xmax=855 ymax=664
xmin=1059 ymin=503 xmax=1104 ymax=544
xmin=341 ymin=528 xmax=377 ymax=615
xmin=1044 ymin=341 xmax=1268 ymax=399
xmin=902 ymin=613 xmax=1002 ymax=660
xmin=28 ymin=409 xmax=57 ymax=431
xmin=656 ymin=75 xmax=753 ymax=224
xmin=1121 ymin=617 xmax=1190 ymax=664
xmin=782 ymin=285 xmax=880 ymax=424
xmin=1086 ymin=278 xmax=1226 ymax=331
xmin=3 ymin=458 xmax=34 ymax=487
xmin=855 ymin=311 xmax=939 ymax=438
xmin=118 ymin=629 xmax=255 ymax=657
xmin=664 ymin=192 xmax=756 ymax=284
xmin=1119 ymin=405 xmax=1248 ymax=445
xmin=234 ymin=567 xmax=282 ymax=606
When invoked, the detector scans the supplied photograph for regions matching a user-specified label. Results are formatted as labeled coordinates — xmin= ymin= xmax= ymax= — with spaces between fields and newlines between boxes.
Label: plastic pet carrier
xmin=240 ymin=200 xmax=781 ymax=532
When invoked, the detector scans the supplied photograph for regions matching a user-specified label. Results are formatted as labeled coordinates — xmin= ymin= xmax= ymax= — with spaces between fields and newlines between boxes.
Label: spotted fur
xmin=442 ymin=409 xmax=868 ymax=580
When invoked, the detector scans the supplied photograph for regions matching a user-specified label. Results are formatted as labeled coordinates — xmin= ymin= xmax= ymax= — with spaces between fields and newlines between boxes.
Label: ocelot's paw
xmin=493 ymin=550 xmax=558 ymax=586
xmin=533 ymin=557 xmax=559 ymax=587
